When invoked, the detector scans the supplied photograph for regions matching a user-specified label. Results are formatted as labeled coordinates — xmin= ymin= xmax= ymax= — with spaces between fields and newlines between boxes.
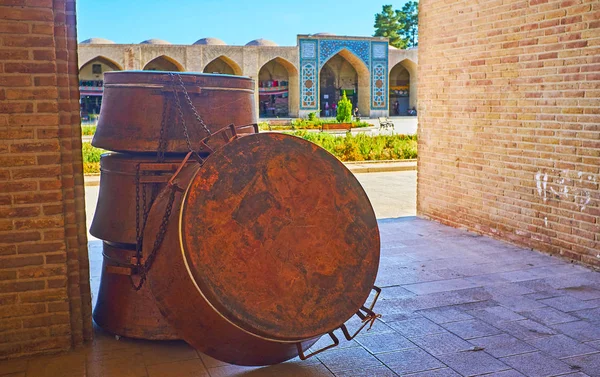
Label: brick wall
xmin=417 ymin=0 xmax=599 ymax=267
xmin=0 ymin=0 xmax=92 ymax=359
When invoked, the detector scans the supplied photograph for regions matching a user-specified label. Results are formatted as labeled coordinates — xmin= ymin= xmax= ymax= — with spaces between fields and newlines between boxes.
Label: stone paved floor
xmin=4 ymin=171 xmax=600 ymax=376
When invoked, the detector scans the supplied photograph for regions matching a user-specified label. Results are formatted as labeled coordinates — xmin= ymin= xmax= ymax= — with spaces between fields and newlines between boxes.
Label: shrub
xmin=336 ymin=92 xmax=353 ymax=123
xmin=81 ymin=142 xmax=105 ymax=174
xmin=81 ymin=125 xmax=97 ymax=136
xmin=290 ymin=131 xmax=417 ymax=162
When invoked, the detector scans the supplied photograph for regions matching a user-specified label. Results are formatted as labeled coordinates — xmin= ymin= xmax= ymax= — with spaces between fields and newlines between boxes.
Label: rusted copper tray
xmin=145 ymin=133 xmax=380 ymax=365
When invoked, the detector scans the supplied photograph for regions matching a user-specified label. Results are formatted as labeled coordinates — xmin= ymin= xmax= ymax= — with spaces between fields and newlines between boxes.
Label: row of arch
xmin=79 ymin=52 xmax=415 ymax=118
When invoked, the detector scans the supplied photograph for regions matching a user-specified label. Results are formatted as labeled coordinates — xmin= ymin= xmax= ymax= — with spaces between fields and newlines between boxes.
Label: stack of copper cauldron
xmin=91 ymin=71 xmax=381 ymax=366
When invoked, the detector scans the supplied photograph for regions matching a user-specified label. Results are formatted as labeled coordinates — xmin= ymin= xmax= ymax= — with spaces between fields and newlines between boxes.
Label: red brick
xmin=4 ymin=62 xmax=55 ymax=73
xmin=0 ymin=7 xmax=53 ymax=21
xmin=0 ymin=231 xmax=41 ymax=243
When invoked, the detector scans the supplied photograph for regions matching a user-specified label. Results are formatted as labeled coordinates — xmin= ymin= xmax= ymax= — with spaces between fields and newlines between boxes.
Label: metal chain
xmin=169 ymin=74 xmax=194 ymax=153
xmin=170 ymin=72 xmax=212 ymax=136
xmin=130 ymin=185 xmax=177 ymax=291
xmin=128 ymin=73 xmax=240 ymax=290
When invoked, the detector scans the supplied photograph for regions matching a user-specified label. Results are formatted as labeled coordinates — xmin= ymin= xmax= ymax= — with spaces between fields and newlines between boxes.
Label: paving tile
xmin=404 ymin=368 xmax=462 ymax=377
xmin=524 ymin=291 xmax=563 ymax=301
xmin=572 ymin=308 xmax=600 ymax=322
xmin=387 ymin=317 xmax=446 ymax=337
xmin=403 ymin=278 xmax=480 ymax=295
xmin=468 ymin=306 xmax=526 ymax=324
xmin=442 ymin=319 xmax=502 ymax=339
xmin=206 ymin=365 xmax=262 ymax=377
xmin=25 ymin=352 xmax=86 ymax=377
xmin=87 ymin=353 xmax=148 ymax=377
xmin=376 ymin=348 xmax=445 ymax=375
xmin=437 ymin=351 xmax=510 ymax=376
xmin=139 ymin=340 xmax=199 ymax=366
xmin=479 ymin=369 xmax=526 ymax=376
xmin=409 ymin=332 xmax=473 ymax=355
xmin=493 ymin=295 xmax=547 ymax=311
xmin=316 ymin=346 xmax=382 ymax=373
xmin=469 ymin=334 xmax=537 ymax=358
xmin=198 ymin=353 xmax=229 ymax=369
xmin=484 ymin=283 xmax=536 ymax=298
xmin=552 ymin=321 xmax=600 ymax=342
xmin=526 ymin=334 xmax=598 ymax=359
xmin=560 ymin=286 xmax=600 ymax=301
xmin=146 ymin=359 xmax=208 ymax=377
xmin=380 ymin=286 xmax=417 ymax=299
xmin=333 ymin=365 xmax=396 ymax=377
xmin=540 ymin=296 xmax=599 ymax=312
xmin=500 ymin=352 xmax=574 ymax=377
xmin=496 ymin=320 xmax=558 ymax=340
xmin=518 ymin=307 xmax=579 ymax=325
xmin=260 ymin=363 xmax=335 ymax=377
xmin=418 ymin=306 xmax=474 ymax=324
xmin=355 ymin=330 xmax=415 ymax=354
xmin=0 ymin=359 xmax=27 ymax=375
xmin=562 ymin=353 xmax=600 ymax=377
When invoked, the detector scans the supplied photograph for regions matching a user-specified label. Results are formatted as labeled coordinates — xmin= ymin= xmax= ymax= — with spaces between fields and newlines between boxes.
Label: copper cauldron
xmin=90 ymin=153 xmax=196 ymax=244
xmin=92 ymin=71 xmax=257 ymax=153
xmin=144 ymin=133 xmax=381 ymax=366
xmin=93 ymin=241 xmax=179 ymax=340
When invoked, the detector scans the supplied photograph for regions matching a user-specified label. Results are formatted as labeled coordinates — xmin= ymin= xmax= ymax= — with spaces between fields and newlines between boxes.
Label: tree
xmin=399 ymin=1 xmax=419 ymax=48
xmin=336 ymin=92 xmax=352 ymax=123
xmin=374 ymin=5 xmax=403 ymax=48
xmin=373 ymin=2 xmax=419 ymax=49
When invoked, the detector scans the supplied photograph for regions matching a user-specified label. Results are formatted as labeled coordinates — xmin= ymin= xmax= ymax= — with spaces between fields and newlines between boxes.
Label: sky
xmin=76 ymin=0 xmax=411 ymax=46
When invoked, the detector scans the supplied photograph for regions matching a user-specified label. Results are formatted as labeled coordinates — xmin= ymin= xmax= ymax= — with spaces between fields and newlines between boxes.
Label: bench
xmin=321 ymin=123 xmax=352 ymax=132
xmin=378 ymin=117 xmax=394 ymax=130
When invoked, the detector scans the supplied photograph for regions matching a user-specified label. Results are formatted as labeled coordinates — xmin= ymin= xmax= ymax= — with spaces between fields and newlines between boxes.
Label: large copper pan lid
xmin=180 ymin=133 xmax=380 ymax=342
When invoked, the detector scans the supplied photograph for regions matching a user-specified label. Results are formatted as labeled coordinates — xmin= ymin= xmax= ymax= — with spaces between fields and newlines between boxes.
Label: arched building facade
xmin=78 ymin=34 xmax=418 ymax=119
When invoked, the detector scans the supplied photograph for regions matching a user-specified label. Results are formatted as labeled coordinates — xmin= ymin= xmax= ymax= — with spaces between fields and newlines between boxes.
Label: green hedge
xmin=81 ymin=133 xmax=417 ymax=174
xmin=82 ymin=142 xmax=105 ymax=174
xmin=291 ymin=131 xmax=417 ymax=161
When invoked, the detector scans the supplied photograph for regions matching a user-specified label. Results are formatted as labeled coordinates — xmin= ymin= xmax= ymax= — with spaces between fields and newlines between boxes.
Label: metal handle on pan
xmin=339 ymin=286 xmax=382 ymax=341
xmin=296 ymin=331 xmax=339 ymax=360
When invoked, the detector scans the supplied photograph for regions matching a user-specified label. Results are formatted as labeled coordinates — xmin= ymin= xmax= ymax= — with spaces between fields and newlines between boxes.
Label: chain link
xmin=130 ymin=185 xmax=177 ymax=291
xmin=170 ymin=72 xmax=212 ymax=136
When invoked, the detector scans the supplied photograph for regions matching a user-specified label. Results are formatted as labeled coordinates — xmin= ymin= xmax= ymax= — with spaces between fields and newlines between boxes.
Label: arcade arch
xmin=319 ymin=49 xmax=370 ymax=117
xmin=78 ymin=56 xmax=122 ymax=118
xmin=258 ymin=57 xmax=298 ymax=118
xmin=142 ymin=55 xmax=184 ymax=71
xmin=203 ymin=56 xmax=242 ymax=76
xmin=389 ymin=59 xmax=417 ymax=116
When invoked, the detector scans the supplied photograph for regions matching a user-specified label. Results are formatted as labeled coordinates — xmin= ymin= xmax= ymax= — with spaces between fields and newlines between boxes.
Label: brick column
xmin=0 ymin=0 xmax=92 ymax=359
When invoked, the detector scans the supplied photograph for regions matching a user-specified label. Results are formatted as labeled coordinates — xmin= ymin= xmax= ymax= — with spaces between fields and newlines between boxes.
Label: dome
xmin=140 ymin=39 xmax=171 ymax=45
xmin=80 ymin=38 xmax=115 ymax=44
xmin=193 ymin=37 xmax=227 ymax=46
xmin=245 ymin=38 xmax=278 ymax=47
xmin=314 ymin=32 xmax=335 ymax=36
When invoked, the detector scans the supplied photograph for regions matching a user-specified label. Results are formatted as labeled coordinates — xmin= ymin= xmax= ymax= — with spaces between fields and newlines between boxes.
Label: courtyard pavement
xmin=3 ymin=171 xmax=600 ymax=377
